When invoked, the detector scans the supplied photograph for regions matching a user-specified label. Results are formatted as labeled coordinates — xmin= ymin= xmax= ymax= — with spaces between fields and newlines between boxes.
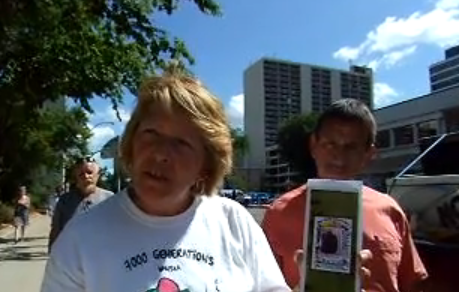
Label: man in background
xmin=48 ymin=156 xmax=113 ymax=251
xmin=47 ymin=185 xmax=64 ymax=217
xmin=262 ymin=99 xmax=427 ymax=292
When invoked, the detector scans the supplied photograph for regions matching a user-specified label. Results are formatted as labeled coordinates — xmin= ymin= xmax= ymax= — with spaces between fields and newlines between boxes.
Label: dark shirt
xmin=48 ymin=187 xmax=113 ymax=252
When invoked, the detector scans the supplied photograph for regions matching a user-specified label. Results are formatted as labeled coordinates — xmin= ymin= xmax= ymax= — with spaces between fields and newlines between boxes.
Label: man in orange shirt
xmin=262 ymin=99 xmax=427 ymax=292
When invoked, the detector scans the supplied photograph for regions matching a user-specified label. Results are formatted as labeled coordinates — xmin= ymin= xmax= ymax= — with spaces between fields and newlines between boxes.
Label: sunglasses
xmin=75 ymin=156 xmax=97 ymax=164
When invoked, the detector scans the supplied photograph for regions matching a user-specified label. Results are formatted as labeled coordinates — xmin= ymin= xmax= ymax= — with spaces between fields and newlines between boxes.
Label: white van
xmin=219 ymin=189 xmax=243 ymax=199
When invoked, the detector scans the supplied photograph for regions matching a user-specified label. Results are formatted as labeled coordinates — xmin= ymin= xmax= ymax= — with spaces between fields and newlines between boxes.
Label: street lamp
xmin=90 ymin=121 xmax=115 ymax=132
xmin=89 ymin=121 xmax=122 ymax=192
xmin=89 ymin=121 xmax=115 ymax=157
xmin=101 ymin=135 xmax=122 ymax=192
xmin=99 ymin=135 xmax=123 ymax=193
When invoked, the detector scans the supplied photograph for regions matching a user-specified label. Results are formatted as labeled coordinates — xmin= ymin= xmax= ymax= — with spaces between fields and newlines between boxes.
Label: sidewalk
xmin=0 ymin=215 xmax=51 ymax=292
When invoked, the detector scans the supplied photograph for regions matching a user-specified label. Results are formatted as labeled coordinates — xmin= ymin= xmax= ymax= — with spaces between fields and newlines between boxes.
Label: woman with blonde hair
xmin=41 ymin=65 xmax=374 ymax=292
xmin=40 ymin=66 xmax=290 ymax=292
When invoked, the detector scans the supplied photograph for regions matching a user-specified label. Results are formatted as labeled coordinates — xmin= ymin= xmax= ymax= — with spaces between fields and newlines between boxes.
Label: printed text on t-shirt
xmin=124 ymin=248 xmax=215 ymax=272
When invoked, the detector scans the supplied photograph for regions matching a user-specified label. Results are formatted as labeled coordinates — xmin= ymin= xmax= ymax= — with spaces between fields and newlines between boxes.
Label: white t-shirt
xmin=41 ymin=190 xmax=290 ymax=292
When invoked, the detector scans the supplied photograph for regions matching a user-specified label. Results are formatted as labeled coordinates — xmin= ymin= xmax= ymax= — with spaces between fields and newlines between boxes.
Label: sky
xmin=87 ymin=0 xmax=459 ymax=171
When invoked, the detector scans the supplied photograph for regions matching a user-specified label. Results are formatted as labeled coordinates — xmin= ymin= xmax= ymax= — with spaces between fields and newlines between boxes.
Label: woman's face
xmin=131 ymin=107 xmax=206 ymax=202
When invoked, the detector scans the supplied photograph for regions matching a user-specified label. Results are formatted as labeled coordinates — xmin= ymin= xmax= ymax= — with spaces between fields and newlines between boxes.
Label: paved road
xmin=0 ymin=215 xmax=50 ymax=292
xmin=248 ymin=207 xmax=267 ymax=225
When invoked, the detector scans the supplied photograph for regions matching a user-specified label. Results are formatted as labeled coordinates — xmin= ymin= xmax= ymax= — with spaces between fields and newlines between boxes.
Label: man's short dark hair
xmin=314 ymin=98 xmax=377 ymax=146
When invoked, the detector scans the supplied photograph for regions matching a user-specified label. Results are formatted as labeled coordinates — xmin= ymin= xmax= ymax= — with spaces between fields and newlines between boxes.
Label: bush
xmin=31 ymin=193 xmax=48 ymax=210
xmin=0 ymin=203 xmax=14 ymax=225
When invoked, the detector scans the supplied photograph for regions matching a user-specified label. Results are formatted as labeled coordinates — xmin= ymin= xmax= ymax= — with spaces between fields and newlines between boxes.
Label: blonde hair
xmin=120 ymin=65 xmax=233 ymax=195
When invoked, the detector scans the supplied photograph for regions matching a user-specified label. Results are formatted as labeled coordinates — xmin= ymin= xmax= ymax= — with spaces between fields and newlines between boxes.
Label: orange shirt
xmin=261 ymin=185 xmax=428 ymax=292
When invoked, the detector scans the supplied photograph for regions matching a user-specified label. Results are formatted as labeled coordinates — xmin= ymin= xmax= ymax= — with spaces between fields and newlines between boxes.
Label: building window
xmin=393 ymin=125 xmax=414 ymax=146
xmin=376 ymin=130 xmax=391 ymax=148
xmin=430 ymin=66 xmax=459 ymax=83
xmin=431 ymin=75 xmax=459 ymax=91
xmin=430 ymin=57 xmax=459 ymax=75
xmin=417 ymin=120 xmax=438 ymax=139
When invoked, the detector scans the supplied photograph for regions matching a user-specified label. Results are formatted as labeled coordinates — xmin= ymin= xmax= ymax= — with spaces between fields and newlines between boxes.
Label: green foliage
xmin=28 ymin=166 xmax=61 ymax=209
xmin=98 ymin=167 xmax=118 ymax=193
xmin=231 ymin=128 xmax=249 ymax=161
xmin=226 ymin=174 xmax=248 ymax=191
xmin=98 ymin=166 xmax=131 ymax=193
xmin=0 ymin=202 xmax=14 ymax=224
xmin=0 ymin=0 xmax=221 ymax=114
xmin=28 ymin=107 xmax=91 ymax=167
xmin=222 ymin=129 xmax=249 ymax=191
xmin=0 ymin=105 xmax=90 ymax=202
xmin=277 ymin=113 xmax=319 ymax=181
xmin=0 ymin=0 xmax=220 ymax=201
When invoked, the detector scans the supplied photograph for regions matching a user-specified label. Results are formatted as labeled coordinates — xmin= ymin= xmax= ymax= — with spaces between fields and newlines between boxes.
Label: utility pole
xmin=115 ymin=136 xmax=121 ymax=193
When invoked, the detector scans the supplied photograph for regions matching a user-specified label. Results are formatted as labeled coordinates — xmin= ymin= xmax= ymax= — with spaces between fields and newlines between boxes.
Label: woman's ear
xmin=366 ymin=144 xmax=377 ymax=162
xmin=191 ymin=177 xmax=206 ymax=195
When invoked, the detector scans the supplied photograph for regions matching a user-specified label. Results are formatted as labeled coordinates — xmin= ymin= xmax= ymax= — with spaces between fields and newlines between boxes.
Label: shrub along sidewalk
xmin=0 ymin=210 xmax=42 ymax=236
xmin=0 ymin=202 xmax=14 ymax=228
xmin=1 ymin=199 xmax=47 ymax=229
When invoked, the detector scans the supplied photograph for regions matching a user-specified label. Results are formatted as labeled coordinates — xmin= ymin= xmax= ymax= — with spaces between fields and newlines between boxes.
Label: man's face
xmin=310 ymin=118 xmax=375 ymax=180
xmin=75 ymin=162 xmax=100 ymax=195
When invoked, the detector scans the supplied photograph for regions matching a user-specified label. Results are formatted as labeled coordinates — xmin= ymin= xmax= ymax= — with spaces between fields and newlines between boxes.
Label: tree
xmin=0 ymin=0 xmax=221 ymax=113
xmin=225 ymin=174 xmax=248 ymax=191
xmin=0 ymin=0 xmax=220 ymax=200
xmin=0 ymin=105 xmax=90 ymax=202
xmin=277 ymin=113 xmax=319 ymax=182
xmin=98 ymin=167 xmax=117 ymax=193
xmin=98 ymin=167 xmax=131 ymax=193
xmin=222 ymin=128 xmax=249 ymax=191
xmin=231 ymin=128 xmax=249 ymax=163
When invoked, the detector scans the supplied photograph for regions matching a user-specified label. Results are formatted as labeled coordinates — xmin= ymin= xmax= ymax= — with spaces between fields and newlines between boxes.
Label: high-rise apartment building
xmin=429 ymin=45 xmax=459 ymax=92
xmin=243 ymin=58 xmax=373 ymax=191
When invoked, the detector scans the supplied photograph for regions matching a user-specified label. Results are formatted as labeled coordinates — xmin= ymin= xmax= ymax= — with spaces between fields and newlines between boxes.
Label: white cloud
xmin=106 ymin=106 xmax=131 ymax=123
xmin=333 ymin=0 xmax=459 ymax=70
xmin=88 ymin=123 xmax=116 ymax=153
xmin=374 ymin=82 xmax=399 ymax=108
xmin=333 ymin=47 xmax=361 ymax=61
xmin=436 ymin=0 xmax=459 ymax=10
xmin=368 ymin=46 xmax=418 ymax=71
xmin=87 ymin=104 xmax=131 ymax=151
xmin=226 ymin=94 xmax=244 ymax=129
xmin=85 ymin=104 xmax=131 ymax=172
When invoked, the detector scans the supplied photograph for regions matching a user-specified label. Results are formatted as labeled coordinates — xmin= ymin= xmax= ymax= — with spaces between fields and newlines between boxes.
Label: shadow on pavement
xmin=21 ymin=236 xmax=48 ymax=242
xmin=13 ymin=244 xmax=48 ymax=250
xmin=0 ymin=250 xmax=48 ymax=262
xmin=0 ymin=237 xmax=13 ymax=244
xmin=0 ymin=234 xmax=50 ymax=262
xmin=0 ymin=236 xmax=48 ymax=244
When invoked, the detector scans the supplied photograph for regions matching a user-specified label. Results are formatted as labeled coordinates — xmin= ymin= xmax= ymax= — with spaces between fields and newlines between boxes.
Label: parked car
xmin=245 ymin=192 xmax=274 ymax=205
xmin=237 ymin=193 xmax=251 ymax=206
xmin=219 ymin=189 xmax=243 ymax=200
